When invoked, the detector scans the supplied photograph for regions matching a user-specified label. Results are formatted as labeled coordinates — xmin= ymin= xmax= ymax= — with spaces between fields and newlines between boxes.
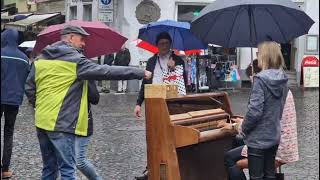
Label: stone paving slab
xmin=1 ymin=88 xmax=318 ymax=180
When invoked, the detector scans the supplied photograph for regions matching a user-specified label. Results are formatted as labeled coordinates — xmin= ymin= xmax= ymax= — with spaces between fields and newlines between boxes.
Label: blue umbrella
xmin=138 ymin=20 xmax=207 ymax=51
xmin=191 ymin=0 xmax=314 ymax=48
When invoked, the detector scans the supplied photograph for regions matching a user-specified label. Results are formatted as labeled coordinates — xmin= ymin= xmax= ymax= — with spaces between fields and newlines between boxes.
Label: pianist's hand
xmin=217 ymin=121 xmax=233 ymax=130
xmin=134 ymin=105 xmax=142 ymax=118
xmin=232 ymin=117 xmax=243 ymax=124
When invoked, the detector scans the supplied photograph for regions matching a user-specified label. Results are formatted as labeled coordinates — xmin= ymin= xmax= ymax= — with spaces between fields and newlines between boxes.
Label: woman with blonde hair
xmin=232 ymin=41 xmax=288 ymax=180
xmin=221 ymin=82 xmax=298 ymax=180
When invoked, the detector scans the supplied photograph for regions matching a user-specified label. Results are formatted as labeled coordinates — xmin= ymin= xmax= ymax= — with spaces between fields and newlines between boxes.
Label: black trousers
xmin=248 ymin=145 xmax=279 ymax=180
xmin=1 ymin=104 xmax=19 ymax=172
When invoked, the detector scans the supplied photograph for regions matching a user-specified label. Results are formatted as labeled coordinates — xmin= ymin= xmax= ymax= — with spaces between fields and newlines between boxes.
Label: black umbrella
xmin=191 ymin=0 xmax=314 ymax=73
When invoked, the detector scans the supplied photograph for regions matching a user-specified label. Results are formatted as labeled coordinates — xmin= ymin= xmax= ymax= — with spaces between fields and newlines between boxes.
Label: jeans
xmin=1 ymin=104 xmax=19 ymax=172
xmin=248 ymin=145 xmax=279 ymax=180
xmin=75 ymin=136 xmax=102 ymax=180
xmin=232 ymin=134 xmax=245 ymax=148
xmin=224 ymin=145 xmax=247 ymax=180
xmin=37 ymin=128 xmax=76 ymax=180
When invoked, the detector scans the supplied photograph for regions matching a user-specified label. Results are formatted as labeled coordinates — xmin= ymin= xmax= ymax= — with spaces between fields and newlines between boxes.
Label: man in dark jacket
xmin=25 ymin=25 xmax=152 ymax=179
xmin=134 ymin=32 xmax=187 ymax=118
xmin=98 ymin=54 xmax=115 ymax=93
xmin=114 ymin=46 xmax=131 ymax=93
xmin=1 ymin=28 xmax=30 ymax=178
xmin=134 ymin=32 xmax=187 ymax=180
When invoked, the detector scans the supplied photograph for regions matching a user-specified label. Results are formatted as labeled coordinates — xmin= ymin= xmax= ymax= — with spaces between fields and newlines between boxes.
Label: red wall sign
xmin=301 ymin=56 xmax=319 ymax=67
xmin=301 ymin=56 xmax=319 ymax=88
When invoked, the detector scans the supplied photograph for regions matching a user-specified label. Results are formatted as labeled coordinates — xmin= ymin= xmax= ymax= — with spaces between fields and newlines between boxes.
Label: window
xmin=69 ymin=6 xmax=77 ymax=20
xmin=83 ymin=4 xmax=92 ymax=21
xmin=305 ymin=35 xmax=319 ymax=55
xmin=177 ymin=5 xmax=206 ymax=23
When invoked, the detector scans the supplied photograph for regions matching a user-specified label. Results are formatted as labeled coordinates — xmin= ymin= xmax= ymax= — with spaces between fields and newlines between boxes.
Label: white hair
xmin=61 ymin=34 xmax=71 ymax=41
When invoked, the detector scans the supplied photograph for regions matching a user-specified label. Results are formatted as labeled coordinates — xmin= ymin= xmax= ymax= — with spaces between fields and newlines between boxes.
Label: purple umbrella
xmin=34 ymin=20 xmax=128 ymax=58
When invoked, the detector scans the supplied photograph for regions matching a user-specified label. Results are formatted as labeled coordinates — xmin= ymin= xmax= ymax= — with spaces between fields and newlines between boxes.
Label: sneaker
xmin=101 ymin=88 xmax=110 ymax=93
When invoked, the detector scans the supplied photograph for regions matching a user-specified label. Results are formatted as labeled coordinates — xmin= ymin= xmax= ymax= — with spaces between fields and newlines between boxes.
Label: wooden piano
xmin=145 ymin=85 xmax=239 ymax=180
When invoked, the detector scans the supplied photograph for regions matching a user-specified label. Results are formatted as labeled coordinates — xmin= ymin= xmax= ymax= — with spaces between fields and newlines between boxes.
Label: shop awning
xmin=4 ymin=13 xmax=60 ymax=31
xmin=1 ymin=13 xmax=33 ymax=21
xmin=1 ymin=13 xmax=33 ymax=30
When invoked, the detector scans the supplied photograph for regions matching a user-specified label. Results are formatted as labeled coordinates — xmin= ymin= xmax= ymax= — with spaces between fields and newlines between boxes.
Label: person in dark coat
xmin=99 ymin=54 xmax=115 ymax=93
xmin=134 ymin=32 xmax=187 ymax=119
xmin=134 ymin=32 xmax=187 ymax=180
xmin=114 ymin=46 xmax=131 ymax=93
xmin=245 ymin=51 xmax=261 ymax=83
xmin=1 ymin=28 xmax=30 ymax=178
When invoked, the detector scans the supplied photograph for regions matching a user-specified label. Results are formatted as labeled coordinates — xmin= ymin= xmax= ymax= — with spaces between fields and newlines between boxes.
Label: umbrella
xmin=133 ymin=39 xmax=159 ymax=54
xmin=13 ymin=15 xmax=28 ymax=22
xmin=19 ymin=40 xmax=36 ymax=48
xmin=191 ymin=0 xmax=314 ymax=47
xmin=133 ymin=39 xmax=204 ymax=55
xmin=191 ymin=0 xmax=314 ymax=72
xmin=138 ymin=19 xmax=207 ymax=51
xmin=33 ymin=20 xmax=128 ymax=58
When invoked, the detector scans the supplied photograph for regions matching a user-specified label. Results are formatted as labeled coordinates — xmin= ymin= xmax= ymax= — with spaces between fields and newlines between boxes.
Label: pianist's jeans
xmin=224 ymin=145 xmax=247 ymax=180
xmin=248 ymin=145 xmax=279 ymax=180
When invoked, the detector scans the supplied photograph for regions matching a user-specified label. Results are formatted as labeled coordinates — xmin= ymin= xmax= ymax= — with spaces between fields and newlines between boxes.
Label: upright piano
xmin=145 ymin=88 xmax=239 ymax=180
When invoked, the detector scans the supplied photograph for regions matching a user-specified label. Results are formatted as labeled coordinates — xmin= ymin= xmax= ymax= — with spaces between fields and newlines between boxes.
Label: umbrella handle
xmin=251 ymin=47 xmax=254 ymax=77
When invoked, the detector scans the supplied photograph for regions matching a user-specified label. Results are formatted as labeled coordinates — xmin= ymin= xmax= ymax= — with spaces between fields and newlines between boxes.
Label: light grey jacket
xmin=242 ymin=69 xmax=288 ymax=149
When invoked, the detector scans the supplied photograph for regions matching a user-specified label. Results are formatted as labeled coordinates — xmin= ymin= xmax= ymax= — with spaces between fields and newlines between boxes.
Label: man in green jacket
xmin=25 ymin=25 xmax=152 ymax=180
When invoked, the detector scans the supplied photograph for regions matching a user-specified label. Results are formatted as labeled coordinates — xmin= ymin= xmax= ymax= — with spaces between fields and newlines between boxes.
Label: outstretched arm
xmin=77 ymin=57 xmax=151 ymax=81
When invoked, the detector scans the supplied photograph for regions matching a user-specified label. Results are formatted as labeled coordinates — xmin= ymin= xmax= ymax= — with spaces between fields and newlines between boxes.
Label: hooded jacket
xmin=25 ymin=41 xmax=144 ymax=136
xmin=1 ymin=29 xmax=30 ymax=106
xmin=242 ymin=69 xmax=288 ymax=149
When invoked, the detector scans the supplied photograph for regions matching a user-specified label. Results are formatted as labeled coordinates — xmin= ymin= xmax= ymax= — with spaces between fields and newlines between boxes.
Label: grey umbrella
xmin=191 ymin=0 xmax=314 ymax=73
xmin=191 ymin=0 xmax=314 ymax=47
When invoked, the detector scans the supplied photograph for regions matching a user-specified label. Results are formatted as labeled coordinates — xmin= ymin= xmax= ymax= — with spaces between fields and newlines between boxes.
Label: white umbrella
xmin=19 ymin=41 xmax=36 ymax=48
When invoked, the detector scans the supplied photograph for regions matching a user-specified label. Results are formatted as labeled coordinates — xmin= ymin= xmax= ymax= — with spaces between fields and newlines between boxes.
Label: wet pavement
xmin=1 ymin=88 xmax=319 ymax=180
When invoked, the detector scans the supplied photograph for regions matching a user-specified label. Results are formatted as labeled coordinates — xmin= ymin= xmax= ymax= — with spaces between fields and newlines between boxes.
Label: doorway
xmin=281 ymin=43 xmax=291 ymax=70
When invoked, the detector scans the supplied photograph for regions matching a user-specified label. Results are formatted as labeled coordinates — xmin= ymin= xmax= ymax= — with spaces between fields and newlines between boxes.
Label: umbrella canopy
xmin=134 ymin=39 xmax=159 ymax=54
xmin=175 ymin=49 xmax=204 ymax=56
xmin=133 ymin=39 xmax=204 ymax=55
xmin=191 ymin=0 xmax=315 ymax=48
xmin=33 ymin=20 xmax=128 ymax=58
xmin=138 ymin=19 xmax=207 ymax=51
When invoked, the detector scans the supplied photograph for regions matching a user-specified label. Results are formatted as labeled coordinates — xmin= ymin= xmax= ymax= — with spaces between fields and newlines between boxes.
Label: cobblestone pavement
xmin=1 ymin=88 xmax=318 ymax=180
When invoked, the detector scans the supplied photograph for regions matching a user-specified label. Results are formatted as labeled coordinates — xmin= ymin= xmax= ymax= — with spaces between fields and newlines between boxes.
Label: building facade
xmin=66 ymin=0 xmax=319 ymax=85
xmin=3 ymin=0 xmax=37 ymax=12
